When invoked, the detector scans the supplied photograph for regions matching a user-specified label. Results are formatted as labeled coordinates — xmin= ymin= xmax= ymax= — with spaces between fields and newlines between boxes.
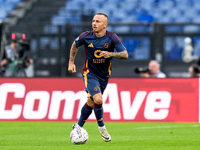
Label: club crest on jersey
xmin=104 ymin=42 xmax=109 ymax=48
xmin=94 ymin=87 xmax=98 ymax=91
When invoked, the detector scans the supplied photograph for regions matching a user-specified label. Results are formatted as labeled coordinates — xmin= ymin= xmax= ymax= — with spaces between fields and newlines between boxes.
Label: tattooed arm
xmin=100 ymin=49 xmax=128 ymax=59
xmin=68 ymin=41 xmax=79 ymax=73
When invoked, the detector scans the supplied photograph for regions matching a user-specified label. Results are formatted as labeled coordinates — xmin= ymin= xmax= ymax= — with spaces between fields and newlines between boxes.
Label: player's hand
xmin=68 ymin=62 xmax=76 ymax=73
xmin=100 ymin=51 xmax=111 ymax=58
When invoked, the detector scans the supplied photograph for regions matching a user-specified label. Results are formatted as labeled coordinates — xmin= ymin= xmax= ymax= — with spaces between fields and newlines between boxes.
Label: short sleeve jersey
xmin=75 ymin=30 xmax=126 ymax=79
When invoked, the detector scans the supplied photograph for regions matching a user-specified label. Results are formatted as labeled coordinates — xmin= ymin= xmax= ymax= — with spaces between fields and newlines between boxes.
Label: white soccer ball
xmin=70 ymin=127 xmax=89 ymax=145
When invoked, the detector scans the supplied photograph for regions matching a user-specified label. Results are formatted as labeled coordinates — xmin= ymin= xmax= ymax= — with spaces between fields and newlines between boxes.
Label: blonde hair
xmin=96 ymin=13 xmax=109 ymax=23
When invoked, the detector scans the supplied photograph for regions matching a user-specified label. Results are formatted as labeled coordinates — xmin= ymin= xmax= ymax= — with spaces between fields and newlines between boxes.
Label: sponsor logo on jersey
xmin=88 ymin=43 xmax=94 ymax=48
xmin=94 ymin=50 xmax=102 ymax=58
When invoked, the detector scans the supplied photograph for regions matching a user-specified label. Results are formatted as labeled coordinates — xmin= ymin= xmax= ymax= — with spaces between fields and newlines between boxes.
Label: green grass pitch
xmin=0 ymin=122 xmax=200 ymax=150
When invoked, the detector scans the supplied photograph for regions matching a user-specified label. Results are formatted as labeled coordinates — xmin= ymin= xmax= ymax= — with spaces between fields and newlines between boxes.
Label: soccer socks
xmin=93 ymin=102 xmax=104 ymax=127
xmin=78 ymin=103 xmax=93 ymax=127
xmin=77 ymin=102 xmax=104 ymax=127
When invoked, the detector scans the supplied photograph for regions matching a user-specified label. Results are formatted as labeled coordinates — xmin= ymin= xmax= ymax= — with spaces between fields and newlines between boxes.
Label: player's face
xmin=92 ymin=15 xmax=107 ymax=33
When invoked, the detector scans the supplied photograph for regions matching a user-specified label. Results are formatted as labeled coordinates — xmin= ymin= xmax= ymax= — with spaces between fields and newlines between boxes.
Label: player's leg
xmin=83 ymin=75 xmax=105 ymax=128
xmin=93 ymin=93 xmax=104 ymax=127
xmin=92 ymin=76 xmax=109 ymax=127
xmin=72 ymin=73 xmax=95 ymax=129
xmin=77 ymin=96 xmax=94 ymax=127
xmin=72 ymin=95 xmax=94 ymax=129
xmin=93 ymin=93 xmax=111 ymax=142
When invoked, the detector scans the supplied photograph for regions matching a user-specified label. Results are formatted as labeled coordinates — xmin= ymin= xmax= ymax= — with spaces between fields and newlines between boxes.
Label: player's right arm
xmin=68 ymin=41 xmax=79 ymax=73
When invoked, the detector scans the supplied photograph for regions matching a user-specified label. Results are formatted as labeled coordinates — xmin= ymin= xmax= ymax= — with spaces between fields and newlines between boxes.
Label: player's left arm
xmin=100 ymin=34 xmax=128 ymax=59
xmin=100 ymin=49 xmax=128 ymax=59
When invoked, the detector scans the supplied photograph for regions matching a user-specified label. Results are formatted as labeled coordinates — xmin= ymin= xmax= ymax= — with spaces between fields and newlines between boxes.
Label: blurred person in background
xmin=0 ymin=38 xmax=33 ymax=77
xmin=148 ymin=60 xmax=166 ymax=78
xmin=135 ymin=67 xmax=150 ymax=78
xmin=188 ymin=64 xmax=200 ymax=78
xmin=68 ymin=13 xmax=128 ymax=142
xmin=197 ymin=59 xmax=200 ymax=66
xmin=182 ymin=37 xmax=194 ymax=63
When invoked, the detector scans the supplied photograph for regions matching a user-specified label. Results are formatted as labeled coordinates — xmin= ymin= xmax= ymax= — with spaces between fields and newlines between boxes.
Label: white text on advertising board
xmin=0 ymin=83 xmax=171 ymax=120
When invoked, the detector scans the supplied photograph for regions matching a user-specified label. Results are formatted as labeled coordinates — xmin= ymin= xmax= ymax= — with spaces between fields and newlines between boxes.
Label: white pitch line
xmin=134 ymin=125 xmax=199 ymax=130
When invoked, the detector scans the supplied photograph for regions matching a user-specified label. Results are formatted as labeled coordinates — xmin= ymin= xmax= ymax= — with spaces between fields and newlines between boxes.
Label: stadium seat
xmin=183 ymin=25 xmax=200 ymax=32
xmin=166 ymin=47 xmax=183 ymax=60
xmin=165 ymin=37 xmax=174 ymax=53
xmin=193 ymin=37 xmax=200 ymax=44
xmin=69 ymin=16 xmax=81 ymax=24
xmin=49 ymin=0 xmax=200 ymax=26
xmin=65 ymin=0 xmax=82 ymax=10
xmin=49 ymin=38 xmax=59 ymax=49
xmin=0 ymin=9 xmax=7 ymax=20
xmin=123 ymin=38 xmax=138 ymax=51
xmin=138 ymin=14 xmax=154 ymax=23
xmin=133 ymin=47 xmax=150 ymax=60
xmin=159 ymin=16 xmax=173 ymax=23
xmin=43 ymin=25 xmax=59 ymax=34
xmin=51 ymin=15 xmax=67 ymax=26
xmin=193 ymin=39 xmax=200 ymax=57
xmin=2 ymin=2 xmax=15 ymax=13
xmin=174 ymin=17 xmax=190 ymax=23
xmin=113 ymin=26 xmax=130 ymax=33
xmin=131 ymin=26 xmax=151 ymax=33
xmin=175 ymin=37 xmax=185 ymax=47
xmin=0 ymin=0 xmax=22 ymax=21
xmin=166 ymin=26 xmax=183 ymax=32
xmin=6 ymin=0 xmax=21 ymax=4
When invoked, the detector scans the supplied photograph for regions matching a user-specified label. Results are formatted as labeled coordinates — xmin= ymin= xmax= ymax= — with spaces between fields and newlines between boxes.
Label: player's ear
xmin=104 ymin=23 xmax=107 ymax=28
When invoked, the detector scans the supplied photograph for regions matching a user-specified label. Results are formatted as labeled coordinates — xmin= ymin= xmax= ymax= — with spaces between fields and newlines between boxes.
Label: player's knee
xmin=87 ymin=98 xmax=94 ymax=107
xmin=94 ymin=97 xmax=103 ymax=105
xmin=93 ymin=93 xmax=103 ymax=105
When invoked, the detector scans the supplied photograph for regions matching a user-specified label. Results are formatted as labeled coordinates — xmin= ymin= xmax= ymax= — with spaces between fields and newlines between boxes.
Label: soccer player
xmin=68 ymin=13 xmax=128 ymax=142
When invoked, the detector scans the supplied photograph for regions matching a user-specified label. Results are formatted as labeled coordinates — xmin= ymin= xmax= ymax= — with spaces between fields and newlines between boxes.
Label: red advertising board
xmin=0 ymin=78 xmax=199 ymax=122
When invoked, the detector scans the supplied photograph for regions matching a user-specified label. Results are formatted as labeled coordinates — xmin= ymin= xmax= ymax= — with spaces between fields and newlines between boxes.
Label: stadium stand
xmin=0 ymin=0 xmax=21 ymax=21
xmin=1 ymin=0 xmax=200 ymax=63
xmin=45 ymin=0 xmax=200 ymax=60
xmin=47 ymin=0 xmax=200 ymax=25
xmin=2 ymin=0 xmax=200 ymax=33
xmin=0 ymin=0 xmax=39 ymax=25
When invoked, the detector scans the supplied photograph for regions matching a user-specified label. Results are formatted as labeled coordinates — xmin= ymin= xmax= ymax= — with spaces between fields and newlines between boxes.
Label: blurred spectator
xmin=135 ymin=67 xmax=150 ymax=78
xmin=197 ymin=58 xmax=200 ymax=66
xmin=148 ymin=60 xmax=166 ymax=78
xmin=0 ymin=39 xmax=33 ymax=77
xmin=182 ymin=37 xmax=194 ymax=63
xmin=188 ymin=64 xmax=200 ymax=78
xmin=140 ymin=72 xmax=150 ymax=78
